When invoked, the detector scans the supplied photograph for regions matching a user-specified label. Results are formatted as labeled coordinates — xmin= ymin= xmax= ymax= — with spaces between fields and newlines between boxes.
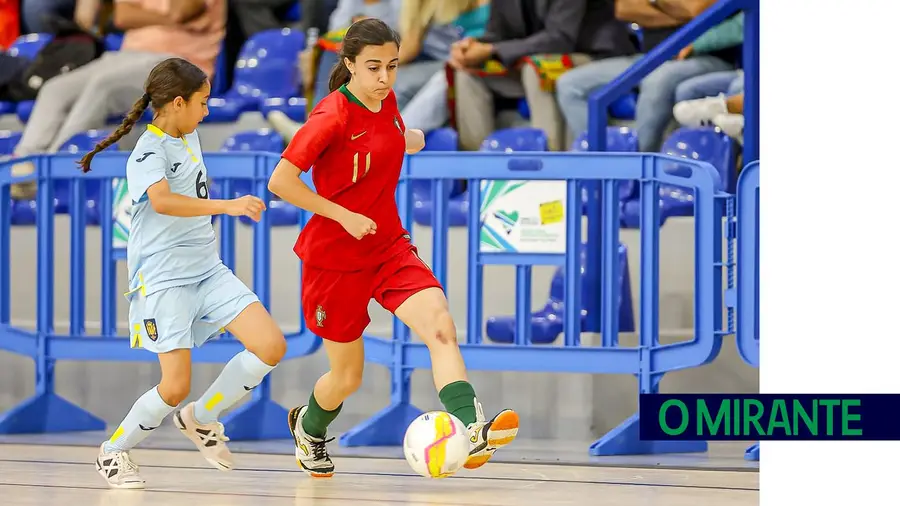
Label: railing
xmin=0 ymin=150 xmax=738 ymax=457
xmin=736 ymin=160 xmax=759 ymax=460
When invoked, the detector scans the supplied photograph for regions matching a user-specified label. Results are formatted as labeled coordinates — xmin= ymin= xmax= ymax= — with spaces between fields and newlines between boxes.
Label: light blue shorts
xmin=128 ymin=264 xmax=259 ymax=354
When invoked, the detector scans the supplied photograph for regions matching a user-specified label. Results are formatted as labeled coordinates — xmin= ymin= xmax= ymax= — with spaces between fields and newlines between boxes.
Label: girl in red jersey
xmin=267 ymin=18 xmax=519 ymax=478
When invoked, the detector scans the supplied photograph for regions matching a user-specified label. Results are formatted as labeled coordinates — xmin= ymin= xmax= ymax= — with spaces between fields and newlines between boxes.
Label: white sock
xmin=103 ymin=386 xmax=175 ymax=453
xmin=192 ymin=350 xmax=276 ymax=424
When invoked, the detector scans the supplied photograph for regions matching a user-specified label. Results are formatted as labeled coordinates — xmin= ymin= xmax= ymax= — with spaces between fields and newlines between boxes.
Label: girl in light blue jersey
xmin=78 ymin=58 xmax=287 ymax=490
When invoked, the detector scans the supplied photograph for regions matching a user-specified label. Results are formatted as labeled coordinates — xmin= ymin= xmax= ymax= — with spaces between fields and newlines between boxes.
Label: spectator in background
xmin=450 ymin=0 xmax=635 ymax=151
xmin=298 ymin=0 xmax=340 ymax=34
xmin=556 ymin=0 xmax=737 ymax=152
xmin=230 ymin=0 xmax=298 ymax=37
xmin=21 ymin=0 xmax=76 ymax=34
xmin=10 ymin=0 xmax=225 ymax=199
xmin=393 ymin=0 xmax=489 ymax=132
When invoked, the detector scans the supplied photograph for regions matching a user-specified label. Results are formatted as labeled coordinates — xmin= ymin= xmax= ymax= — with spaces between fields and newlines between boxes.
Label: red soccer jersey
xmin=281 ymin=84 xmax=410 ymax=271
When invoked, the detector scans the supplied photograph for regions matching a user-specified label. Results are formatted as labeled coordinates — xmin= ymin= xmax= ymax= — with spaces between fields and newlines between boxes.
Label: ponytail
xmin=327 ymin=58 xmax=352 ymax=92
xmin=77 ymin=93 xmax=151 ymax=173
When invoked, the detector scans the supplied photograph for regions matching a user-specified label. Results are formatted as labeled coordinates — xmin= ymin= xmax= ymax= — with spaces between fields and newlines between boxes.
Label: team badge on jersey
xmin=316 ymin=305 xmax=326 ymax=327
xmin=144 ymin=319 xmax=159 ymax=341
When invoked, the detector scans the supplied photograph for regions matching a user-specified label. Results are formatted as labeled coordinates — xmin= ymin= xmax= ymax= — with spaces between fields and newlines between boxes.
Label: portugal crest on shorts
xmin=316 ymin=305 xmax=326 ymax=328
xmin=143 ymin=319 xmax=158 ymax=341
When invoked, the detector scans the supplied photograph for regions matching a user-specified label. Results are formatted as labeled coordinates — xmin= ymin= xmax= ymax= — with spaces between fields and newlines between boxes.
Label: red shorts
xmin=301 ymin=246 xmax=443 ymax=342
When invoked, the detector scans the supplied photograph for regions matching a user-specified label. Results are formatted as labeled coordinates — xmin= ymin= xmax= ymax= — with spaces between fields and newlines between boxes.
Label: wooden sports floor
xmin=0 ymin=435 xmax=758 ymax=506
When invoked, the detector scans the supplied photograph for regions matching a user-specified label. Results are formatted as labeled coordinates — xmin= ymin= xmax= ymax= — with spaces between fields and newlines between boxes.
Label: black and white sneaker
xmin=288 ymin=405 xmax=335 ymax=477
xmin=96 ymin=443 xmax=145 ymax=489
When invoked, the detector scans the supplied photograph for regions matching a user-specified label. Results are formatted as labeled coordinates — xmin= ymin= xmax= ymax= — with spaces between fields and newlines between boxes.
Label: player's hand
xmin=339 ymin=210 xmax=377 ymax=240
xmin=405 ymin=128 xmax=425 ymax=154
xmin=226 ymin=195 xmax=266 ymax=222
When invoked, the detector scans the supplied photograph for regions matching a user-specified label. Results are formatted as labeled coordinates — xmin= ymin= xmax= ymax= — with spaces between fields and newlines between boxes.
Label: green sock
xmin=438 ymin=380 xmax=477 ymax=427
xmin=302 ymin=392 xmax=342 ymax=438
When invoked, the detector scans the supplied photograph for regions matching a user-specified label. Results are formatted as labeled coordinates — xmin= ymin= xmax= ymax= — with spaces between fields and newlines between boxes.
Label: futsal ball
xmin=403 ymin=411 xmax=470 ymax=478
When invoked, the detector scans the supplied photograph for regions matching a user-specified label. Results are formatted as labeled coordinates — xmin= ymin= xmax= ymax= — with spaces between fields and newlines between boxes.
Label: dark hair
xmin=78 ymin=58 xmax=208 ymax=172
xmin=328 ymin=18 xmax=401 ymax=92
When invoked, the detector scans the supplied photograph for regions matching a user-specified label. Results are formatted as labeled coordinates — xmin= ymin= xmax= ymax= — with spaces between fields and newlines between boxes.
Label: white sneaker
xmin=464 ymin=398 xmax=519 ymax=470
xmin=673 ymin=94 xmax=729 ymax=127
xmin=95 ymin=444 xmax=145 ymax=489
xmin=173 ymin=402 xmax=234 ymax=471
xmin=288 ymin=405 xmax=335 ymax=477
xmin=712 ymin=113 xmax=745 ymax=143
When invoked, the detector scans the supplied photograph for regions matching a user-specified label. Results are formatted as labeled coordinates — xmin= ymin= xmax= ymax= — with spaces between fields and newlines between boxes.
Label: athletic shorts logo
xmin=143 ymin=319 xmax=158 ymax=341
xmin=315 ymin=305 xmax=326 ymax=328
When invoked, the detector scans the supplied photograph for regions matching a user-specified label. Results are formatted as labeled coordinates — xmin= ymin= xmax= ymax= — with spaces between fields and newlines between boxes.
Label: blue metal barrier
xmin=338 ymin=151 xmax=729 ymax=456
xmin=0 ymin=152 xmax=322 ymax=440
xmin=0 ymin=150 xmax=738 ymax=457
xmin=736 ymin=160 xmax=759 ymax=460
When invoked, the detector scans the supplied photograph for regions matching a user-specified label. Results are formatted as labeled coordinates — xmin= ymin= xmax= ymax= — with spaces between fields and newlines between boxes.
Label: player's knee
xmin=432 ymin=308 xmax=458 ymax=345
xmin=158 ymin=376 xmax=191 ymax=406
xmin=253 ymin=334 xmax=286 ymax=366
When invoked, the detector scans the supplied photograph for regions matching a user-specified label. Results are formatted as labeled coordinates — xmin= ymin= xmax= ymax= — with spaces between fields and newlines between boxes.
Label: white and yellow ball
xmin=403 ymin=411 xmax=470 ymax=478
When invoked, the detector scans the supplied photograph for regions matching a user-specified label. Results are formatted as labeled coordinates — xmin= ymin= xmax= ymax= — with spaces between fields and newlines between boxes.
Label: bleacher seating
xmin=412 ymin=127 xmax=548 ymax=227
xmin=207 ymin=28 xmax=306 ymax=123
xmin=620 ymin=126 xmax=733 ymax=227
xmin=218 ymin=129 xmax=298 ymax=226
xmin=1 ymin=33 xmax=54 ymax=121
xmin=0 ymin=130 xmax=22 ymax=155
xmin=485 ymin=240 xmax=636 ymax=344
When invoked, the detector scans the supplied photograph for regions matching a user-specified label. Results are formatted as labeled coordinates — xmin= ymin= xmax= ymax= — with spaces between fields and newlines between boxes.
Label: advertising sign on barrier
xmin=112 ymin=178 xmax=132 ymax=249
xmin=478 ymin=180 xmax=567 ymax=253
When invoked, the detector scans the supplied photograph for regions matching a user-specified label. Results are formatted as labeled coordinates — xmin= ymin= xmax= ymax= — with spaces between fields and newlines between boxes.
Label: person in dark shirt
xmin=555 ymin=0 xmax=737 ymax=152
xmin=449 ymin=0 xmax=635 ymax=151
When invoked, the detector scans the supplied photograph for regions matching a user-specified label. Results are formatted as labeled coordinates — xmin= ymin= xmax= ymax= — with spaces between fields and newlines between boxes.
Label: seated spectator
xmin=393 ymin=0 xmax=489 ymax=133
xmin=672 ymin=12 xmax=744 ymax=103
xmin=298 ymin=0 xmax=341 ymax=34
xmin=21 ymin=0 xmax=75 ymax=34
xmin=302 ymin=0 xmax=401 ymax=107
xmin=450 ymin=0 xmax=635 ymax=151
xmin=10 ymin=0 xmax=225 ymax=199
xmin=269 ymin=0 xmax=490 ymax=138
xmin=556 ymin=0 xmax=737 ymax=152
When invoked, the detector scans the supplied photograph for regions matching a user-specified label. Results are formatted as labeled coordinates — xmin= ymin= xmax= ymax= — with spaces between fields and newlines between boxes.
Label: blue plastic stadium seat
xmin=58 ymin=130 xmax=118 ymax=220
xmin=1 ymin=34 xmax=53 ymax=117
xmin=104 ymin=33 xmax=124 ymax=51
xmin=259 ymin=96 xmax=308 ymax=123
xmin=15 ymin=101 xmax=34 ymax=123
xmin=207 ymin=28 xmax=305 ymax=123
xmin=219 ymin=129 xmax=296 ymax=225
xmin=619 ymin=127 xmax=732 ymax=227
xmin=412 ymin=127 xmax=547 ymax=227
xmin=0 ymin=130 xmax=22 ymax=155
xmin=10 ymin=199 xmax=38 ymax=226
xmin=485 ymin=242 xmax=635 ymax=344
xmin=8 ymin=33 xmax=53 ymax=59
xmin=609 ymin=93 xmax=637 ymax=120
xmin=106 ymin=107 xmax=154 ymax=125
xmin=571 ymin=127 xmax=639 ymax=208
xmin=410 ymin=127 xmax=459 ymax=201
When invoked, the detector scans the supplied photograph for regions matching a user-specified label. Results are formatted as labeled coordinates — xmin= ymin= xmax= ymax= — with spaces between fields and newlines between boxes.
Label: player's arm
xmin=129 ymin=151 xmax=265 ymax=221
xmin=268 ymin=106 xmax=376 ymax=239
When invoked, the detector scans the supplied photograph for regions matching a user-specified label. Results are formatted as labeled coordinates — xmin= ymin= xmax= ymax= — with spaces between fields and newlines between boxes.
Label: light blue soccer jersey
xmin=125 ymin=124 xmax=222 ymax=296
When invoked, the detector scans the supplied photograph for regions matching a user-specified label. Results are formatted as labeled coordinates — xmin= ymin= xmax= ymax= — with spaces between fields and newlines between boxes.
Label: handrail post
xmin=742 ymin=0 xmax=760 ymax=163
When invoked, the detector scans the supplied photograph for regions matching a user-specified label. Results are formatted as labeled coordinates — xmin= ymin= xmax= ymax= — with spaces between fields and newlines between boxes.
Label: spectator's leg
xmin=394 ymin=60 xmax=445 ymax=110
xmin=555 ymin=56 xmax=638 ymax=138
xmin=453 ymin=71 xmax=499 ymax=151
xmin=21 ymin=0 xmax=75 ymax=34
xmin=520 ymin=55 xmax=593 ymax=151
xmin=400 ymin=69 xmax=450 ymax=133
xmin=46 ymin=51 xmax=168 ymax=152
xmin=727 ymin=71 xmax=744 ymax=96
xmin=300 ymin=0 xmax=340 ymax=33
xmin=673 ymin=70 xmax=742 ymax=103
xmin=13 ymin=57 xmax=100 ymax=157
xmin=634 ymin=56 xmax=733 ymax=152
